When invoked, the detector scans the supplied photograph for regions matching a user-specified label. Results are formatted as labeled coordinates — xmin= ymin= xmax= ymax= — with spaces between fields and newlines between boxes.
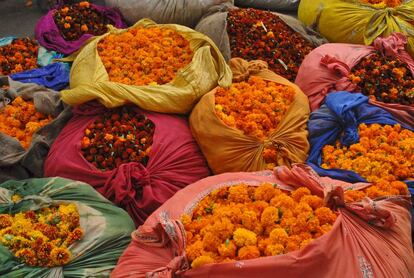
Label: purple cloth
xmin=35 ymin=4 xmax=126 ymax=55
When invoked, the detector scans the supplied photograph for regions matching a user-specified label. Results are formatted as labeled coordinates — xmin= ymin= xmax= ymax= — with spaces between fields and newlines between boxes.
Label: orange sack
xmin=112 ymin=164 xmax=414 ymax=278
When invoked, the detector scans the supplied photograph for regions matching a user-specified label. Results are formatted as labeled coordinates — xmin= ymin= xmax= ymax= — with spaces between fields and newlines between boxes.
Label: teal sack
xmin=0 ymin=177 xmax=135 ymax=278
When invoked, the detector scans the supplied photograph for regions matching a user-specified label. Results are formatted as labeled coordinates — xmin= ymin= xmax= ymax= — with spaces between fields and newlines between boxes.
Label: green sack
xmin=0 ymin=177 xmax=135 ymax=278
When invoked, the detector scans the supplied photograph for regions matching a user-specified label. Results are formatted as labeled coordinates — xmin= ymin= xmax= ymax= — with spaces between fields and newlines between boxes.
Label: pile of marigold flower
xmin=215 ymin=76 xmax=295 ymax=169
xmin=349 ymin=51 xmax=414 ymax=105
xmin=322 ymin=123 xmax=412 ymax=201
xmin=0 ymin=202 xmax=83 ymax=267
xmin=227 ymin=8 xmax=315 ymax=81
xmin=97 ymin=26 xmax=193 ymax=86
xmin=0 ymin=38 xmax=38 ymax=75
xmin=361 ymin=0 xmax=402 ymax=7
xmin=81 ymin=106 xmax=154 ymax=171
xmin=54 ymin=1 xmax=112 ymax=41
xmin=0 ymin=96 xmax=53 ymax=149
xmin=182 ymin=183 xmax=337 ymax=268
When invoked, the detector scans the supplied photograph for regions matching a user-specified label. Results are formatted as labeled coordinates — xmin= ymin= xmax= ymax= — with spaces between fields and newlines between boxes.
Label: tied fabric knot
xmin=347 ymin=198 xmax=396 ymax=229
xmin=341 ymin=123 xmax=360 ymax=146
xmin=230 ymin=58 xmax=268 ymax=82
xmin=320 ymin=55 xmax=357 ymax=92
xmin=107 ymin=162 xmax=151 ymax=206
xmin=373 ymin=32 xmax=407 ymax=57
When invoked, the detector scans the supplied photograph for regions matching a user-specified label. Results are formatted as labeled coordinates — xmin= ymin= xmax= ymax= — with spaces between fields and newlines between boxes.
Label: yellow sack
xmin=60 ymin=19 xmax=232 ymax=114
xmin=298 ymin=0 xmax=414 ymax=57
xmin=189 ymin=58 xmax=310 ymax=174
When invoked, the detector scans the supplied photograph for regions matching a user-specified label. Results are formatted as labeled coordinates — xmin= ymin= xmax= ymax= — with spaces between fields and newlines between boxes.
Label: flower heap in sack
xmin=54 ymin=1 xmax=112 ymax=41
xmin=0 ymin=96 xmax=53 ymax=149
xmin=182 ymin=183 xmax=337 ymax=268
xmin=322 ymin=123 xmax=412 ymax=202
xmin=349 ymin=52 xmax=414 ymax=105
xmin=97 ymin=26 xmax=193 ymax=86
xmin=0 ymin=201 xmax=83 ymax=267
xmin=361 ymin=0 xmax=402 ymax=7
xmin=0 ymin=38 xmax=38 ymax=75
xmin=215 ymin=76 xmax=295 ymax=169
xmin=227 ymin=8 xmax=314 ymax=81
xmin=81 ymin=106 xmax=154 ymax=171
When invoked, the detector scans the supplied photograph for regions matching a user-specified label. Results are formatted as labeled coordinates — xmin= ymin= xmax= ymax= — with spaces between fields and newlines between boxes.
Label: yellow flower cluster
xmin=98 ymin=26 xmax=193 ymax=86
xmin=0 ymin=203 xmax=83 ymax=267
xmin=182 ymin=183 xmax=337 ymax=269
xmin=215 ymin=76 xmax=296 ymax=169
xmin=322 ymin=124 xmax=412 ymax=201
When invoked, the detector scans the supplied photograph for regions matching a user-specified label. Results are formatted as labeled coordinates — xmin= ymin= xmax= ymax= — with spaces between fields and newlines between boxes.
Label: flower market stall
xmin=0 ymin=0 xmax=412 ymax=277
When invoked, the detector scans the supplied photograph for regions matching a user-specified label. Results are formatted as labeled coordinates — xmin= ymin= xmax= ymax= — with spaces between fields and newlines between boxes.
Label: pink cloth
xmin=295 ymin=33 xmax=414 ymax=126
xmin=44 ymin=101 xmax=210 ymax=226
xmin=112 ymin=164 xmax=414 ymax=278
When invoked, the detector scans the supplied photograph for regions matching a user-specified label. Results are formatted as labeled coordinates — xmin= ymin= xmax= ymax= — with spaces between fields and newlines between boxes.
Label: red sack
xmin=112 ymin=164 xmax=414 ymax=278
xmin=295 ymin=33 xmax=414 ymax=126
xmin=44 ymin=102 xmax=210 ymax=226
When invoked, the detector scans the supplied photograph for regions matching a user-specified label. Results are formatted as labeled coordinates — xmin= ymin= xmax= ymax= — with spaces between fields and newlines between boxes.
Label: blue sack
xmin=307 ymin=91 xmax=414 ymax=193
xmin=10 ymin=62 xmax=69 ymax=91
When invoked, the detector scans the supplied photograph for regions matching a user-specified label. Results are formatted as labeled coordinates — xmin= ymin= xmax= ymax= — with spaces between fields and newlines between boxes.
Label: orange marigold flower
xmin=218 ymin=240 xmax=237 ymax=259
xmin=191 ymin=255 xmax=215 ymax=269
xmin=98 ymin=26 xmax=193 ymax=86
xmin=228 ymin=184 xmax=251 ymax=203
xmin=237 ymin=245 xmax=260 ymax=260
xmin=269 ymin=228 xmax=288 ymax=245
xmin=260 ymin=206 xmax=279 ymax=227
xmin=314 ymin=207 xmax=337 ymax=226
xmin=254 ymin=183 xmax=277 ymax=202
xmin=291 ymin=187 xmax=311 ymax=202
xmin=264 ymin=244 xmax=284 ymax=256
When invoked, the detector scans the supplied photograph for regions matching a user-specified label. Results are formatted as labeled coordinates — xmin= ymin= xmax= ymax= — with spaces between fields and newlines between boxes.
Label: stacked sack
xmin=0 ymin=37 xmax=69 ymax=90
xmin=296 ymin=33 xmax=414 ymax=126
xmin=0 ymin=177 xmax=135 ymax=277
xmin=112 ymin=165 xmax=414 ymax=277
xmin=196 ymin=5 xmax=326 ymax=81
xmin=190 ymin=58 xmax=310 ymax=173
xmin=299 ymin=0 xmax=414 ymax=56
xmin=0 ymin=77 xmax=71 ymax=182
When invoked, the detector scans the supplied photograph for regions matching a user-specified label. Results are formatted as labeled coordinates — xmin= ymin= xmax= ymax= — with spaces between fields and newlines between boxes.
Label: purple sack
xmin=35 ymin=3 xmax=126 ymax=55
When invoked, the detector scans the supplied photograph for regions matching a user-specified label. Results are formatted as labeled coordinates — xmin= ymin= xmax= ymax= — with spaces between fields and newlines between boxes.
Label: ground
xmin=0 ymin=0 xmax=104 ymax=38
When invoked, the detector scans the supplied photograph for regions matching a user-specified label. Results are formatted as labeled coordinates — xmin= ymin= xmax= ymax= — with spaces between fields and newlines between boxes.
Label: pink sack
xmin=44 ymin=101 xmax=210 ymax=226
xmin=295 ymin=33 xmax=414 ymax=126
xmin=112 ymin=164 xmax=414 ymax=278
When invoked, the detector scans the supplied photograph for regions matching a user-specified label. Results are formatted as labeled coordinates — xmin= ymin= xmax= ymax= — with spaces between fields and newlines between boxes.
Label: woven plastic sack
xmin=60 ymin=19 xmax=232 ymax=114
xmin=0 ymin=77 xmax=72 ymax=183
xmin=104 ymin=0 xmax=234 ymax=28
xmin=111 ymin=164 xmax=414 ymax=278
xmin=195 ymin=5 xmax=327 ymax=62
xmin=44 ymin=101 xmax=211 ymax=226
xmin=35 ymin=3 xmax=126 ymax=55
xmin=189 ymin=58 xmax=309 ymax=174
xmin=295 ymin=33 xmax=414 ymax=127
xmin=0 ymin=177 xmax=135 ymax=277
xmin=235 ymin=0 xmax=299 ymax=11
xmin=298 ymin=0 xmax=414 ymax=57
xmin=306 ymin=91 xmax=414 ymax=193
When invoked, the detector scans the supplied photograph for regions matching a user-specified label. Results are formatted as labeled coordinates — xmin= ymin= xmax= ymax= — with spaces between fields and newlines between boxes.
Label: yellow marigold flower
xmin=50 ymin=247 xmax=71 ymax=266
xmin=264 ymin=244 xmax=284 ymax=256
xmin=237 ymin=245 xmax=260 ymax=260
xmin=11 ymin=194 xmax=22 ymax=203
xmin=191 ymin=255 xmax=215 ymax=269
xmin=269 ymin=228 xmax=288 ymax=245
xmin=233 ymin=228 xmax=257 ymax=247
